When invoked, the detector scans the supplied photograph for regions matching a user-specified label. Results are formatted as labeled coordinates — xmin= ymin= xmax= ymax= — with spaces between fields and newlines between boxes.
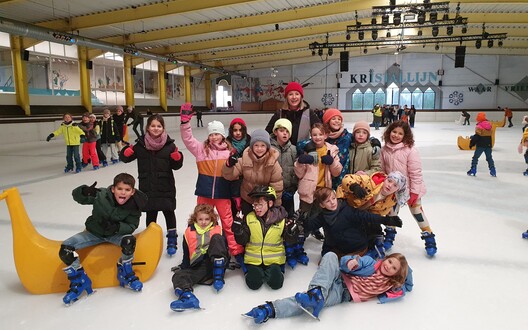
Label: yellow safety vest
xmin=244 ymin=212 xmax=286 ymax=266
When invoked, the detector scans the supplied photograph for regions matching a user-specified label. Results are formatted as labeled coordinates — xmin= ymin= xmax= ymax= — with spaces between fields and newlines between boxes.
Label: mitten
xmin=285 ymin=218 xmax=298 ymax=236
xmin=101 ymin=219 xmax=119 ymax=236
xmin=231 ymin=218 xmax=244 ymax=235
xmin=349 ymin=183 xmax=367 ymax=198
xmin=233 ymin=197 xmax=242 ymax=211
xmin=382 ymin=215 xmax=403 ymax=228
xmin=46 ymin=133 xmax=54 ymax=142
xmin=407 ymin=192 xmax=419 ymax=206
xmin=123 ymin=145 xmax=134 ymax=157
xmin=304 ymin=141 xmax=318 ymax=164
xmin=297 ymin=154 xmax=315 ymax=164
xmin=80 ymin=135 xmax=87 ymax=143
xmin=180 ymin=102 xmax=193 ymax=123
xmin=321 ymin=150 xmax=334 ymax=165
xmin=226 ymin=154 xmax=238 ymax=167
xmin=170 ymin=147 xmax=182 ymax=161
xmin=81 ymin=182 xmax=100 ymax=197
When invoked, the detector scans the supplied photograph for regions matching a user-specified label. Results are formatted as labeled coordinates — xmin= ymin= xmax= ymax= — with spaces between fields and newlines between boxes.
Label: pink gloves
xmin=123 ymin=145 xmax=134 ymax=157
xmin=180 ymin=102 xmax=193 ymax=123
xmin=408 ymin=192 xmax=419 ymax=207
xmin=170 ymin=147 xmax=182 ymax=161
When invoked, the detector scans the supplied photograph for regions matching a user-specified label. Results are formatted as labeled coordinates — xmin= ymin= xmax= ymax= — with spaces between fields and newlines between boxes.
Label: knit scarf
xmin=195 ymin=222 xmax=214 ymax=255
xmin=327 ymin=126 xmax=344 ymax=140
xmin=231 ymin=136 xmax=247 ymax=156
xmin=144 ymin=131 xmax=168 ymax=151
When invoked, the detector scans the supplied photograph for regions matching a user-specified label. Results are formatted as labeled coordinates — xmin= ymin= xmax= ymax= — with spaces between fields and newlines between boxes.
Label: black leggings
xmin=146 ymin=210 xmax=176 ymax=231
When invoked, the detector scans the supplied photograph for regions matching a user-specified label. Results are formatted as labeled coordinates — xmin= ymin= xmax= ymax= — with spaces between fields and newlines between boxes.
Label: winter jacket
xmin=349 ymin=141 xmax=381 ymax=175
xmin=381 ymin=142 xmax=426 ymax=199
xmin=294 ymin=143 xmax=342 ymax=204
xmin=339 ymin=254 xmax=413 ymax=304
xmin=51 ymin=121 xmax=85 ymax=146
xmin=264 ymin=102 xmax=321 ymax=145
xmin=100 ymin=117 xmax=121 ymax=144
xmin=113 ymin=112 xmax=126 ymax=138
xmin=304 ymin=199 xmax=388 ymax=256
xmin=120 ymin=135 xmax=183 ymax=212
xmin=125 ymin=108 xmax=143 ymax=125
xmin=72 ymin=184 xmax=148 ymax=238
xmin=222 ymin=147 xmax=284 ymax=206
xmin=336 ymin=172 xmax=396 ymax=216
xmin=181 ymin=223 xmax=223 ymax=268
xmin=470 ymin=120 xmax=493 ymax=148
xmin=270 ymin=136 xmax=298 ymax=194
xmin=325 ymin=129 xmax=354 ymax=190
xmin=180 ymin=122 xmax=232 ymax=199
xmin=79 ymin=121 xmax=98 ymax=142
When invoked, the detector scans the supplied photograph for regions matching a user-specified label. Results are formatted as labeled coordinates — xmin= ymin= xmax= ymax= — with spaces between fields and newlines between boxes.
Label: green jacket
xmin=72 ymin=185 xmax=148 ymax=238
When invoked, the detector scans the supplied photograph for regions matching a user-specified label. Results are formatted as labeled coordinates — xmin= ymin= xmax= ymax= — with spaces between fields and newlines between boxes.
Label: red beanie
xmin=230 ymin=117 xmax=246 ymax=128
xmin=284 ymin=82 xmax=304 ymax=98
xmin=322 ymin=108 xmax=343 ymax=125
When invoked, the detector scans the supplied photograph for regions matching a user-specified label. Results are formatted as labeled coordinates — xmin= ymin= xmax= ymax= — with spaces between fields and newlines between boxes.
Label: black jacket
xmin=264 ymin=102 xmax=321 ymax=145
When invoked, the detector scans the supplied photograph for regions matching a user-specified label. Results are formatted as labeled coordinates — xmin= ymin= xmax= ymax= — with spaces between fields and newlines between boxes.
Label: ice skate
xmin=522 ymin=230 xmax=528 ymax=239
xmin=366 ymin=235 xmax=385 ymax=259
xmin=421 ymin=231 xmax=437 ymax=257
xmin=383 ymin=227 xmax=397 ymax=250
xmin=243 ymin=302 xmax=274 ymax=324
xmin=467 ymin=167 xmax=476 ymax=176
xmin=170 ymin=289 xmax=201 ymax=312
xmin=212 ymin=257 xmax=226 ymax=292
xmin=62 ymin=266 xmax=94 ymax=306
xmin=295 ymin=286 xmax=324 ymax=320
xmin=64 ymin=166 xmax=73 ymax=173
xmin=490 ymin=167 xmax=496 ymax=177
xmin=294 ymin=243 xmax=309 ymax=265
xmin=117 ymin=258 xmax=143 ymax=291
xmin=166 ymin=230 xmax=177 ymax=257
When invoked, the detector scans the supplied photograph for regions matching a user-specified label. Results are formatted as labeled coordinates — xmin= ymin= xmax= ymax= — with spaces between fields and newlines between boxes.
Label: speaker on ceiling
xmin=339 ymin=51 xmax=349 ymax=72
xmin=164 ymin=72 xmax=169 ymax=80
xmin=22 ymin=50 xmax=29 ymax=61
xmin=439 ymin=80 xmax=443 ymax=86
xmin=495 ymin=79 xmax=499 ymax=86
xmin=86 ymin=60 xmax=93 ymax=70
xmin=455 ymin=46 xmax=466 ymax=68
xmin=190 ymin=77 xmax=194 ymax=83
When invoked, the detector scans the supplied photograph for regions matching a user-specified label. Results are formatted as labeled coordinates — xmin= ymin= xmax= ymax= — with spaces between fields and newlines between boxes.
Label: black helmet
xmin=248 ymin=185 xmax=276 ymax=201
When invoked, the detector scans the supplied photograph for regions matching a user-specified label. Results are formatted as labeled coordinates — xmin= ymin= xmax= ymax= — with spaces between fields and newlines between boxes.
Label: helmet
xmin=248 ymin=185 xmax=276 ymax=201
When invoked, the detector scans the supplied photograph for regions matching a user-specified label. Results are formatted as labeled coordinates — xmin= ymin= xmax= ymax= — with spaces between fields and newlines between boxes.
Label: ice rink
xmin=0 ymin=113 xmax=526 ymax=330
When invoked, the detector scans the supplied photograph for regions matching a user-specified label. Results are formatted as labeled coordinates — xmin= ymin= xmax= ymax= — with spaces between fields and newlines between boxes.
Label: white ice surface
xmin=0 ymin=114 xmax=526 ymax=330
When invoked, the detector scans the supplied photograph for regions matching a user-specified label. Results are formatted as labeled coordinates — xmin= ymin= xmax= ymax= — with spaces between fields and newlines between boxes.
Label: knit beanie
xmin=230 ymin=117 xmax=246 ymax=128
xmin=250 ymin=129 xmax=271 ymax=149
xmin=207 ymin=120 xmax=226 ymax=137
xmin=322 ymin=108 xmax=343 ymax=125
xmin=273 ymin=118 xmax=293 ymax=136
xmin=284 ymin=81 xmax=304 ymax=98
xmin=476 ymin=112 xmax=487 ymax=122
xmin=387 ymin=171 xmax=410 ymax=206
xmin=353 ymin=121 xmax=371 ymax=138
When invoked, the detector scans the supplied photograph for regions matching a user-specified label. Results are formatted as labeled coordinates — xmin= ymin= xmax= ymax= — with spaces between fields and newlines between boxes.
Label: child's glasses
xmin=252 ymin=202 xmax=266 ymax=209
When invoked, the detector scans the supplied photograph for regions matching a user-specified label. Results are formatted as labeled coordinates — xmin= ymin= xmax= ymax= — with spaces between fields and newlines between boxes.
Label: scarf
xmin=144 ymin=131 xmax=168 ymax=151
xmin=328 ymin=126 xmax=345 ymax=140
xmin=231 ymin=136 xmax=248 ymax=156
xmin=195 ymin=222 xmax=214 ymax=255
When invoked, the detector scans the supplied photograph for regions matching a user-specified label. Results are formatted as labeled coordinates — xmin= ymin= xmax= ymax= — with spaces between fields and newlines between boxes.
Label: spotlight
xmin=275 ymin=24 xmax=279 ymax=30
xmin=363 ymin=48 xmax=368 ymax=54
xmin=328 ymin=48 xmax=333 ymax=56
xmin=417 ymin=29 xmax=423 ymax=36
xmin=371 ymin=17 xmax=377 ymax=25
xmin=382 ymin=14 xmax=389 ymax=26
xmin=386 ymin=31 xmax=391 ymax=38
xmin=498 ymin=40 xmax=503 ymax=47
xmin=435 ymin=44 xmax=440 ymax=51
xmin=346 ymin=33 xmax=351 ymax=40
xmin=442 ymin=12 xmax=449 ymax=21
xmin=430 ymin=11 xmax=438 ymax=23
xmin=318 ymin=48 xmax=323 ymax=56
xmin=488 ymin=39 xmax=494 ymax=48
xmin=358 ymin=31 xmax=364 ymax=40
xmin=447 ymin=26 xmax=453 ymax=36
xmin=475 ymin=40 xmax=481 ymax=49
xmin=393 ymin=12 xmax=401 ymax=25
xmin=462 ymin=26 xmax=468 ymax=34
xmin=312 ymin=50 xmax=316 ymax=56
xmin=372 ymin=30 xmax=378 ymax=40
xmin=432 ymin=26 xmax=439 ymax=37
xmin=417 ymin=11 xmax=426 ymax=24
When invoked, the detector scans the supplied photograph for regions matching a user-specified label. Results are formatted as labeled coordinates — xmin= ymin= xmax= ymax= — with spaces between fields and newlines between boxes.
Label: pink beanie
xmin=284 ymin=82 xmax=304 ymax=98
xmin=353 ymin=121 xmax=371 ymax=138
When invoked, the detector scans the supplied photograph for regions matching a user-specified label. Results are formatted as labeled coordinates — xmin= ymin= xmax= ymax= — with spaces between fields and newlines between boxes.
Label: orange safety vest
xmin=184 ymin=224 xmax=223 ymax=265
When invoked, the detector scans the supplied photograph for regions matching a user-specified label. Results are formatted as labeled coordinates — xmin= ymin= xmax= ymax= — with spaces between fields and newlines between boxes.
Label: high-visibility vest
xmin=184 ymin=224 xmax=223 ymax=265
xmin=244 ymin=212 xmax=286 ymax=266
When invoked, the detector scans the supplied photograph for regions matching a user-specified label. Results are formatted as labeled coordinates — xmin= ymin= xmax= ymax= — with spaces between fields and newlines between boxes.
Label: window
xmin=412 ymin=88 xmax=423 ymax=109
xmin=374 ymin=89 xmax=385 ymax=106
xmin=351 ymin=90 xmax=363 ymax=110
xmin=386 ymin=82 xmax=399 ymax=105
xmin=400 ymin=88 xmax=411 ymax=108
xmin=423 ymin=88 xmax=435 ymax=109
xmin=363 ymin=88 xmax=374 ymax=110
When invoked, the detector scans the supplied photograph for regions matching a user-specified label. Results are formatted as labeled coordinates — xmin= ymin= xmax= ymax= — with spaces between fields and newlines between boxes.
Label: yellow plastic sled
xmin=457 ymin=123 xmax=498 ymax=150
xmin=0 ymin=187 xmax=163 ymax=294
xmin=490 ymin=116 xmax=506 ymax=128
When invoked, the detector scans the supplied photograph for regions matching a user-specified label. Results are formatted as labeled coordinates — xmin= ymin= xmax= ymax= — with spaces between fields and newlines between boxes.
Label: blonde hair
xmin=384 ymin=253 xmax=409 ymax=287
xmin=188 ymin=204 xmax=219 ymax=226
xmin=203 ymin=137 xmax=232 ymax=156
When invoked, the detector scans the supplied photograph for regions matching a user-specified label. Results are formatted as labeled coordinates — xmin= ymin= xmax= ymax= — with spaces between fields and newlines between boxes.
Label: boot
xmin=166 ymin=230 xmax=178 ymax=257
xmin=490 ymin=167 xmax=496 ymax=177
xmin=294 ymin=243 xmax=309 ymax=265
xmin=64 ymin=166 xmax=73 ymax=173
xmin=285 ymin=243 xmax=297 ymax=269
xmin=117 ymin=258 xmax=143 ymax=291
xmin=467 ymin=167 xmax=476 ymax=176
xmin=522 ymin=230 xmax=528 ymax=239
xmin=75 ymin=166 xmax=82 ymax=173
xmin=62 ymin=266 xmax=93 ymax=305
xmin=93 ymin=165 xmax=99 ymax=170
xmin=170 ymin=289 xmax=201 ymax=311
xmin=244 ymin=302 xmax=275 ymax=324
xmin=101 ymin=160 xmax=108 ymax=167
xmin=366 ymin=235 xmax=385 ymax=259
xmin=383 ymin=227 xmax=397 ymax=250
xmin=111 ymin=158 xmax=119 ymax=164
xmin=294 ymin=286 xmax=324 ymax=319
xmin=212 ymin=257 xmax=226 ymax=292
xmin=523 ymin=169 xmax=528 ymax=176
xmin=421 ymin=231 xmax=437 ymax=257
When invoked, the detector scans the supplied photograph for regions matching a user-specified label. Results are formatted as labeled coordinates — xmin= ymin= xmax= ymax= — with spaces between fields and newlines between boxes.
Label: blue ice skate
xmin=243 ymin=302 xmax=274 ymax=324
xmin=295 ymin=286 xmax=324 ymax=320
xmin=117 ymin=258 xmax=143 ymax=291
xmin=421 ymin=231 xmax=437 ymax=257
xmin=62 ymin=266 xmax=93 ymax=305
xmin=170 ymin=289 xmax=201 ymax=311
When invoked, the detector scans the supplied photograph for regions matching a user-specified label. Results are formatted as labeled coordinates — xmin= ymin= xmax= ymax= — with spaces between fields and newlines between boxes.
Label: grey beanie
xmin=250 ymin=129 xmax=271 ymax=149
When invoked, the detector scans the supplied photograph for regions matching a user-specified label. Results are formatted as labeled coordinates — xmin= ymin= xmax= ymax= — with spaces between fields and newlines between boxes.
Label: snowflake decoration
xmin=449 ymin=91 xmax=464 ymax=106
xmin=321 ymin=93 xmax=335 ymax=106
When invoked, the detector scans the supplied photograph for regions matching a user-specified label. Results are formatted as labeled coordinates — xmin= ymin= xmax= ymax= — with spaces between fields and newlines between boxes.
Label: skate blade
xmin=171 ymin=307 xmax=204 ymax=312
xmin=241 ymin=313 xmax=254 ymax=319
xmin=64 ymin=290 xmax=96 ymax=307
xmin=297 ymin=303 xmax=320 ymax=321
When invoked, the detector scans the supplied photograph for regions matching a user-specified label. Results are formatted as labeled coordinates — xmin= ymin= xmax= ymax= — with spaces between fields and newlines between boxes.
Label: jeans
xmin=65 ymin=145 xmax=81 ymax=169
xmin=471 ymin=147 xmax=495 ymax=169
xmin=62 ymin=230 xmax=134 ymax=269
xmin=273 ymin=252 xmax=351 ymax=318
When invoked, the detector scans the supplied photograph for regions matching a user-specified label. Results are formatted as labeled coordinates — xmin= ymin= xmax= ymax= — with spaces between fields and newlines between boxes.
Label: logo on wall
xmin=449 ymin=91 xmax=464 ymax=106
xmin=468 ymin=83 xmax=491 ymax=94
xmin=504 ymin=76 xmax=528 ymax=101
xmin=321 ymin=93 xmax=335 ymax=106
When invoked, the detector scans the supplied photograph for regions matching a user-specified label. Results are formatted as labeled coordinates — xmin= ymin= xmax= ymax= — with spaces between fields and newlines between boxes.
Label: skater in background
xmin=120 ymin=114 xmax=184 ymax=256
xmin=409 ymin=105 xmax=417 ymax=128
xmin=58 ymin=173 xmax=147 ymax=305
xmin=244 ymin=251 xmax=412 ymax=324
xmin=372 ymin=104 xmax=383 ymax=130
xmin=100 ymin=108 xmax=121 ymax=165
xmin=79 ymin=113 xmax=100 ymax=170
xmin=461 ymin=110 xmax=471 ymax=125
xmin=113 ymin=106 xmax=126 ymax=150
xmin=381 ymin=121 xmax=437 ymax=257
xmin=170 ymin=204 xmax=229 ymax=311
xmin=504 ymin=106 xmax=513 ymax=127
xmin=89 ymin=114 xmax=106 ymax=167
xmin=467 ymin=112 xmax=496 ymax=177
xmin=196 ymin=109 xmax=203 ymax=127
xmin=46 ymin=112 xmax=85 ymax=173
xmin=125 ymin=106 xmax=144 ymax=140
